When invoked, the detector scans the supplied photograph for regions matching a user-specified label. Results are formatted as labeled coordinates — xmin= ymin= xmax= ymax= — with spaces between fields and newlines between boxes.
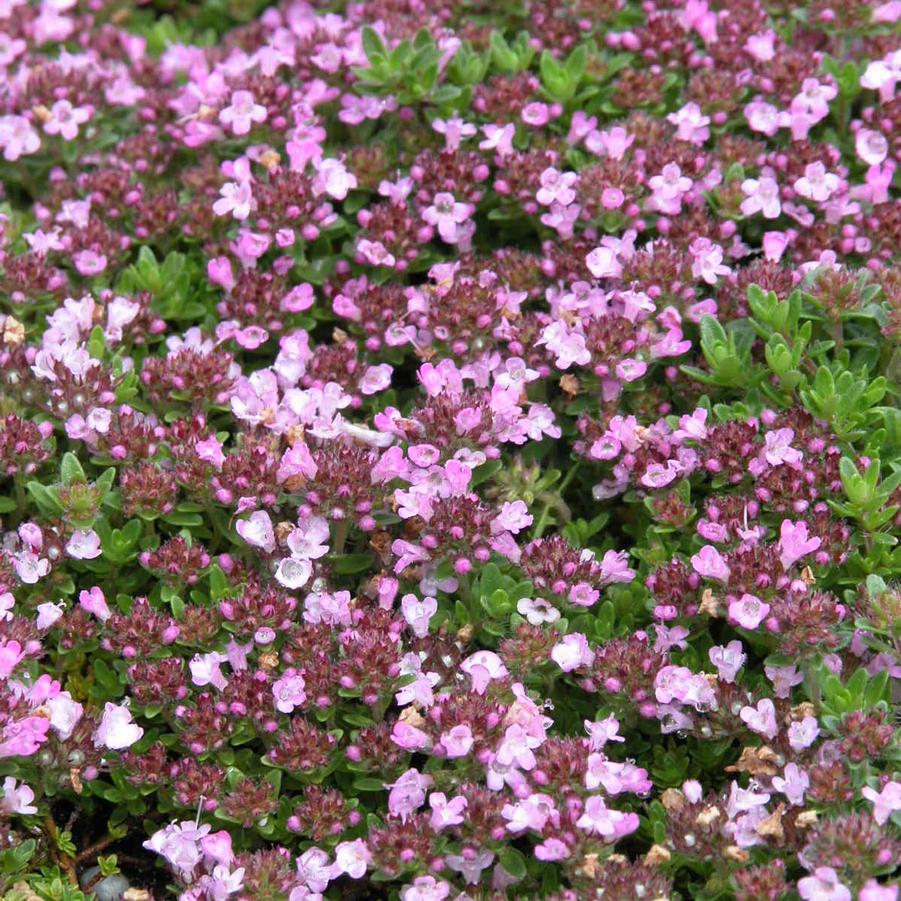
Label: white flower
xmin=94 ymin=702 xmax=143 ymax=751
xmin=517 ymin=597 xmax=560 ymax=625
xmin=235 ymin=511 xmax=275 ymax=553
xmin=66 ymin=529 xmax=102 ymax=560
xmin=274 ymin=557 xmax=312 ymax=589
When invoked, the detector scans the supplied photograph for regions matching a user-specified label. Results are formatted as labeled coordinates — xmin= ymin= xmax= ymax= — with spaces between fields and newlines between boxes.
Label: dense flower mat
xmin=0 ymin=0 xmax=899 ymax=898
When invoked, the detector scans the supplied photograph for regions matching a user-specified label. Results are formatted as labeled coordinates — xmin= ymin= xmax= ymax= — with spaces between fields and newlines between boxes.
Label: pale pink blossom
xmin=219 ymin=90 xmax=267 ymax=135
xmin=43 ymin=100 xmax=91 ymax=141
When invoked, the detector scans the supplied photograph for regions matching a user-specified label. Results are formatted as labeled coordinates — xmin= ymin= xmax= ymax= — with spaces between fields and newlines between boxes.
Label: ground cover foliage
xmin=0 ymin=0 xmax=900 ymax=898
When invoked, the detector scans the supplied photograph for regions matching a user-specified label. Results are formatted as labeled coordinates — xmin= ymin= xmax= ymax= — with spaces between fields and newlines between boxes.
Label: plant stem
xmin=44 ymin=815 xmax=78 ymax=887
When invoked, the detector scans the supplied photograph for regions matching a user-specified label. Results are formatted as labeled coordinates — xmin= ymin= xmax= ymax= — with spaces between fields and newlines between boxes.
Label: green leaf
xmin=60 ymin=452 xmax=86 ymax=486
xmin=330 ymin=552 xmax=375 ymax=574
xmin=497 ymin=847 xmax=528 ymax=880
xmin=26 ymin=481 xmax=64 ymax=516
xmin=352 ymin=777 xmax=386 ymax=792
xmin=361 ymin=26 xmax=387 ymax=63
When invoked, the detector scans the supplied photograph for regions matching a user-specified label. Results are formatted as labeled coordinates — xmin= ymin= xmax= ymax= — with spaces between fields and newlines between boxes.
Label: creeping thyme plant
xmin=0 ymin=0 xmax=899 ymax=898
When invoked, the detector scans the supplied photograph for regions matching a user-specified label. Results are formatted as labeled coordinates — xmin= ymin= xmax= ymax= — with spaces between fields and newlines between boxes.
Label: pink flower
xmin=865 ymin=161 xmax=896 ymax=205
xmin=600 ymin=549 xmax=635 ymax=584
xmin=360 ymin=363 xmax=392 ymax=395
xmin=445 ymin=849 xmax=494 ymax=884
xmin=332 ymin=839 xmax=371 ymax=880
xmin=728 ymin=593 xmax=770 ymax=629
xmin=534 ymin=838 xmax=570 ymax=861
xmin=401 ymin=876 xmax=451 ymax=901
xmin=73 ymin=250 xmax=107 ymax=276
xmin=281 ymin=284 xmax=315 ymax=314
xmin=195 ymin=434 xmax=226 ymax=468
xmin=491 ymin=500 xmax=533 ymax=534
xmin=47 ymin=693 xmax=83 ymax=741
xmin=94 ymin=702 xmax=144 ymax=751
xmin=536 ymin=167 xmax=578 ymax=206
xmin=586 ymin=246 xmax=623 ymax=279
xmin=439 ymin=724 xmax=473 ymax=758
xmin=689 ymin=238 xmax=731 ymax=284
xmin=219 ymin=90 xmax=267 ymax=136
xmin=287 ymin=517 xmax=330 ymax=560
xmin=641 ymin=460 xmax=680 ymax=488
xmin=741 ymin=176 xmax=781 ymax=219
xmin=679 ymin=0 xmax=717 ymax=42
xmin=213 ymin=180 xmax=254 ymax=220
xmin=502 ymin=792 xmax=557 ymax=833
xmin=861 ymin=781 xmax=901 ymax=825
xmin=601 ymin=187 xmax=625 ymax=209
xmin=144 ymin=821 xmax=210 ymax=882
xmin=788 ymin=715 xmax=820 ymax=751
xmin=551 ymin=633 xmax=595 ymax=672
xmin=655 ymin=665 xmax=716 ymax=709
xmin=387 ymin=768 xmax=431 ymax=822
xmin=356 ymin=238 xmax=396 ymax=267
xmin=744 ymin=30 xmax=776 ymax=61
xmin=272 ymin=669 xmax=306 ymax=714
xmin=0 ymin=777 xmax=38 ymax=815
xmin=762 ymin=428 xmax=803 ymax=467
xmin=521 ymin=102 xmax=552 ymax=126
xmin=422 ymin=193 xmax=473 ymax=244
xmin=872 ymin=0 xmax=901 ymax=22
xmin=460 ymin=650 xmax=508 ymax=694
xmin=763 ymin=230 xmax=791 ymax=262
xmin=791 ymin=78 xmax=837 ymax=121
xmin=432 ymin=115 xmax=476 ymax=151
xmin=798 ymin=868 xmax=851 ymax=901
xmin=495 ymin=723 xmax=543 ymax=771
xmin=0 ymin=717 xmax=51 ymax=759
xmin=479 ymin=123 xmax=515 ymax=156
xmin=313 ymin=158 xmax=358 ymax=200
xmin=585 ymin=126 xmax=634 ymax=159
xmin=584 ymin=715 xmax=624 ymax=751
xmin=190 ymin=652 xmax=228 ymax=691
xmin=708 ymin=641 xmax=746 ymax=682
xmin=516 ymin=597 xmax=559 ymax=625
xmin=856 ymin=128 xmax=889 ymax=166
xmin=860 ymin=53 xmax=900 ymax=102
xmin=65 ymin=529 xmax=101 ymax=560
xmin=295 ymin=847 xmax=331 ymax=893
xmin=36 ymin=602 xmax=65 ymax=630
xmin=428 ymin=792 xmax=467 ymax=831
xmin=860 ymin=882 xmax=899 ymax=901
xmin=0 ymin=640 xmax=26 ymax=679
xmin=389 ymin=718 xmax=431 ymax=752
xmin=43 ymin=100 xmax=91 ymax=141
xmin=794 ymin=162 xmax=840 ymax=203
xmin=778 ymin=519 xmax=821 ymax=570
xmin=740 ymin=698 xmax=778 ymax=740
xmin=766 ymin=663 xmax=804 ymax=698
xmin=690 ymin=545 xmax=730 ymax=582
xmin=0 ymin=115 xmax=41 ymax=160
xmin=667 ymin=102 xmax=710 ymax=144
xmin=772 ymin=762 xmax=809 ymax=805
xmin=675 ymin=408 xmax=708 ymax=441
xmin=272 ymin=557 xmax=310 ymax=590
xmin=648 ymin=163 xmax=693 ymax=214
xmin=743 ymin=100 xmax=787 ymax=137
xmin=575 ymin=796 xmax=639 ymax=838
xmin=236 ymin=511 xmax=275 ymax=553
xmin=585 ymin=756 xmax=651 ymax=795
xmin=401 ymin=594 xmax=438 ymax=637
xmin=79 ymin=586 xmax=111 ymax=622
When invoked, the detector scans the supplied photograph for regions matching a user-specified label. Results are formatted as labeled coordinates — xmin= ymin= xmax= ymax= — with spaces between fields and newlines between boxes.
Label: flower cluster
xmin=0 ymin=0 xmax=899 ymax=899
